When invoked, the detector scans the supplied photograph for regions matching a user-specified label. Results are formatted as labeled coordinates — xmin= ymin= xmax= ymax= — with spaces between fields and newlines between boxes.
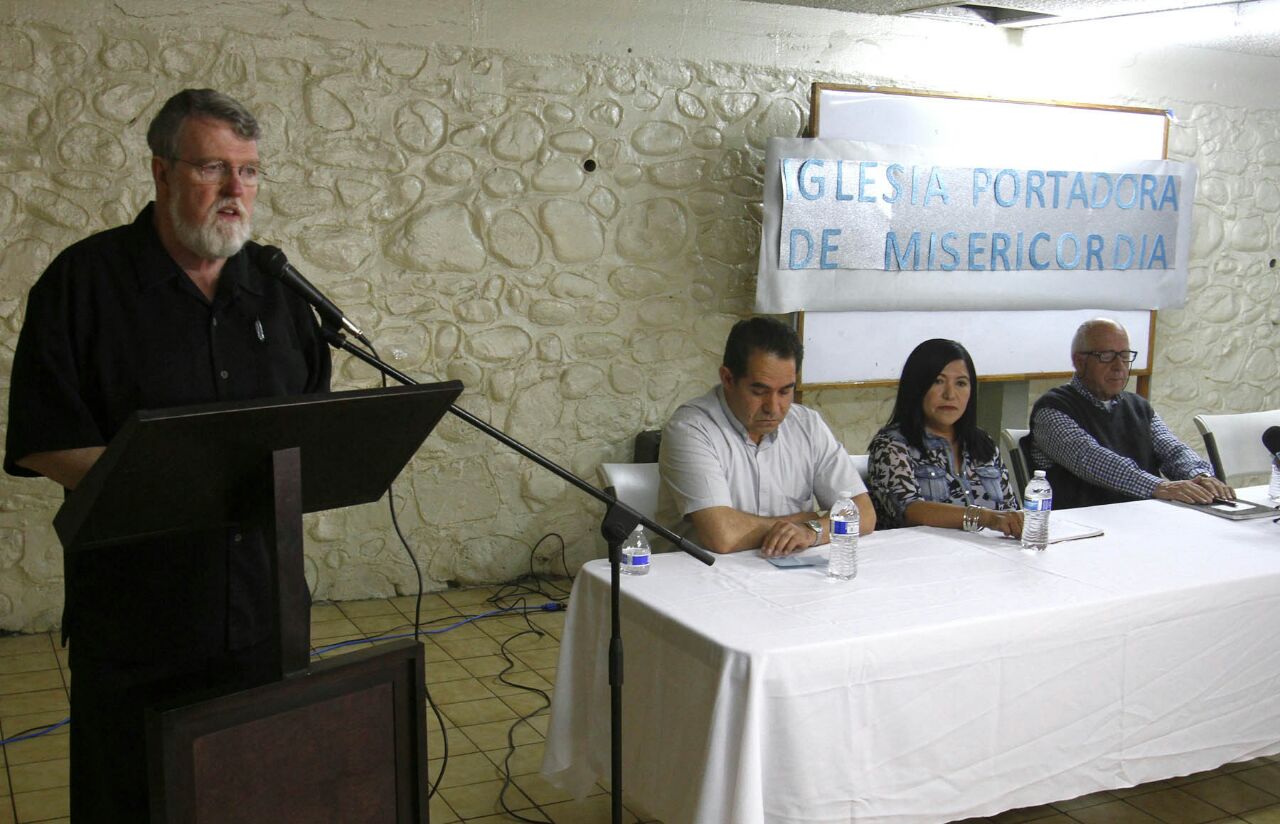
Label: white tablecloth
xmin=542 ymin=491 xmax=1280 ymax=824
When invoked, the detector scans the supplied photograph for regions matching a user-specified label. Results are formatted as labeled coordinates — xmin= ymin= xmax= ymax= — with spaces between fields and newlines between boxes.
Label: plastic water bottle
xmin=1021 ymin=470 xmax=1053 ymax=551
xmin=827 ymin=490 xmax=859 ymax=581
xmin=620 ymin=525 xmax=650 ymax=575
xmin=1270 ymin=452 xmax=1280 ymax=501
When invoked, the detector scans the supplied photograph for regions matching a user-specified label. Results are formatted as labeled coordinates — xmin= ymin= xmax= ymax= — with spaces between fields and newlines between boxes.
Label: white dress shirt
xmin=657 ymin=386 xmax=865 ymax=539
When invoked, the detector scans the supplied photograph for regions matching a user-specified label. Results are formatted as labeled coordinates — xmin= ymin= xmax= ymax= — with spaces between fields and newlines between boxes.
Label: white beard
xmin=169 ymin=197 xmax=252 ymax=260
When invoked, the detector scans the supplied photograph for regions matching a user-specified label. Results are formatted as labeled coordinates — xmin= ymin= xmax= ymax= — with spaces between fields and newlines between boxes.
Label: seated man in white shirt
xmin=658 ymin=317 xmax=875 ymax=555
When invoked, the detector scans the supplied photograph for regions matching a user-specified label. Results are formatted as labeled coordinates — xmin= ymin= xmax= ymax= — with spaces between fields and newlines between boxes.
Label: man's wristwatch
xmin=805 ymin=519 xmax=823 ymax=546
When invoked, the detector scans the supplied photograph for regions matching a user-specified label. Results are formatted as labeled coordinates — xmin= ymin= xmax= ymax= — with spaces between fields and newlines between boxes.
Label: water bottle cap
xmin=1033 ymin=470 xmax=1046 ymax=478
xmin=838 ymin=490 xmax=853 ymax=498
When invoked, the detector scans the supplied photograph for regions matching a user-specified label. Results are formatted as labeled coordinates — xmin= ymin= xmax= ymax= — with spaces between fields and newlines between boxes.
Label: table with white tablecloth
xmin=541 ymin=491 xmax=1280 ymax=824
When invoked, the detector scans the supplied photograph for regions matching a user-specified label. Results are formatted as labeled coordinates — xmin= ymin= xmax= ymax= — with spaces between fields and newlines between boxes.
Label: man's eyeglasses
xmin=1080 ymin=350 xmax=1139 ymax=364
xmin=171 ymin=158 xmax=264 ymax=187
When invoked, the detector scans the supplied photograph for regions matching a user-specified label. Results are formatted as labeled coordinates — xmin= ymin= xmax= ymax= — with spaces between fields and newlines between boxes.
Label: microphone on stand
xmin=251 ymin=243 xmax=371 ymax=347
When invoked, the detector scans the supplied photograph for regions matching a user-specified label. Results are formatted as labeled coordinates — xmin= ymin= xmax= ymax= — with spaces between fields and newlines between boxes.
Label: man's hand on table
xmin=1154 ymin=476 xmax=1234 ymax=504
xmin=1192 ymin=474 xmax=1235 ymax=501
xmin=759 ymin=519 xmax=819 ymax=557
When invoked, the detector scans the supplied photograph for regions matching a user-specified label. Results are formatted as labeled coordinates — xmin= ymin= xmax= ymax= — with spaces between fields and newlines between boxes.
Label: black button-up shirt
xmin=5 ymin=204 xmax=331 ymax=660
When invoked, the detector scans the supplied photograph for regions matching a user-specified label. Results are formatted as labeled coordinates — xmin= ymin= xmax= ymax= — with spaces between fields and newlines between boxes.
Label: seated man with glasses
xmin=1027 ymin=318 xmax=1232 ymax=509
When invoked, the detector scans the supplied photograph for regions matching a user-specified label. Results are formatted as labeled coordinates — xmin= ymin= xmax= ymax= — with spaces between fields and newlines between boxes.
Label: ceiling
xmin=743 ymin=0 xmax=1280 ymax=57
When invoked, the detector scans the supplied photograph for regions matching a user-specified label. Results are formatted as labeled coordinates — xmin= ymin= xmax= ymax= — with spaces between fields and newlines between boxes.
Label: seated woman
xmin=868 ymin=338 xmax=1023 ymax=538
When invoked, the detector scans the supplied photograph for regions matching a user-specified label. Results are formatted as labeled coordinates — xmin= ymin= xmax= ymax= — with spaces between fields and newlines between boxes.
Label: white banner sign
xmin=756 ymin=138 xmax=1196 ymax=313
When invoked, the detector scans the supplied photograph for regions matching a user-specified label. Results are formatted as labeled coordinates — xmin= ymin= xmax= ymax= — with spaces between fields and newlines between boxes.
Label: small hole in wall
xmin=583 ymin=159 xmax=597 ymax=173
xmin=1270 ymin=258 xmax=1277 ymax=268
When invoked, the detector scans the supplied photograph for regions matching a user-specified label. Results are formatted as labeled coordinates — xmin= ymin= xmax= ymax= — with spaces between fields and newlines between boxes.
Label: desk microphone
xmin=1263 ymin=425 xmax=1280 ymax=456
xmin=251 ymin=243 xmax=371 ymax=347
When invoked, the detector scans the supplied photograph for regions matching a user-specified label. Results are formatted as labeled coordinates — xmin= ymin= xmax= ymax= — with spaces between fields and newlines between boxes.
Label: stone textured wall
xmin=0 ymin=5 xmax=1277 ymax=632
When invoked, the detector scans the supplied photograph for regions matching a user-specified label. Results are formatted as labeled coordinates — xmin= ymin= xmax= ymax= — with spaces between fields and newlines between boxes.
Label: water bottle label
xmin=832 ymin=520 xmax=856 ymax=536
xmin=626 ymin=553 xmax=649 ymax=566
xmin=1025 ymin=498 xmax=1053 ymax=512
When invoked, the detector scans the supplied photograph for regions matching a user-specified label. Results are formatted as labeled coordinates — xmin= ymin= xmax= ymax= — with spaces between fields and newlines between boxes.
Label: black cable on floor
xmin=485 ymin=529 xmax=586 ymax=824
xmin=487 ymin=533 xmax=572 ymax=612
xmin=377 ymin=476 xmax=447 ymax=797
xmin=492 ymin=600 xmax=556 ymax=823
xmin=530 ymin=532 xmax=573 ymax=600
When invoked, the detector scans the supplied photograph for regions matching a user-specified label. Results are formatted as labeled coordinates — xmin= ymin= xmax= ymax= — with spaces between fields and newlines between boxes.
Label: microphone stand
xmin=320 ymin=325 xmax=716 ymax=824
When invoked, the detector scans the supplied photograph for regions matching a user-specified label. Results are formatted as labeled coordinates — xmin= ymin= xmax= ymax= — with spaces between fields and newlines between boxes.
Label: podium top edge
xmin=132 ymin=381 xmax=465 ymax=424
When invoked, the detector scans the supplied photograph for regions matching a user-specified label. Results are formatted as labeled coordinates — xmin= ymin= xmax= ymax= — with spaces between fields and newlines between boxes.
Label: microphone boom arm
xmin=320 ymin=326 xmax=716 ymax=564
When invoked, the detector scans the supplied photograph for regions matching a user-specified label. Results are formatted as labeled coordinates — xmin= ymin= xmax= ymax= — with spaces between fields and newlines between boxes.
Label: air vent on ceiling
xmin=959 ymin=4 xmax=1056 ymax=24
xmin=911 ymin=3 xmax=1059 ymax=27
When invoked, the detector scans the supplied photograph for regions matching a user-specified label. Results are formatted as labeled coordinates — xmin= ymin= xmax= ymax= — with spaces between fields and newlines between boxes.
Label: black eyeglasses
xmin=1081 ymin=350 xmax=1139 ymax=364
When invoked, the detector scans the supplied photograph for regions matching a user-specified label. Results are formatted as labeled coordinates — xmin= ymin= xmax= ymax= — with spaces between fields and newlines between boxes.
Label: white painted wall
xmin=0 ymin=0 xmax=1276 ymax=631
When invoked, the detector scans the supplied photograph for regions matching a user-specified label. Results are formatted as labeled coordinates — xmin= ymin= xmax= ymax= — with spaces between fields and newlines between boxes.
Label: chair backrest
xmin=598 ymin=462 xmax=661 ymax=521
xmin=849 ymin=453 xmax=870 ymax=485
xmin=1193 ymin=409 xmax=1280 ymax=483
xmin=633 ymin=429 xmax=662 ymax=463
xmin=1000 ymin=428 xmax=1031 ymax=504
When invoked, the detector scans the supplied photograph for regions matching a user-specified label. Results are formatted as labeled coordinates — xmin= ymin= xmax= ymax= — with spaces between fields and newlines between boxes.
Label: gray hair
xmin=1071 ymin=318 xmax=1127 ymax=354
xmin=146 ymin=89 xmax=260 ymax=158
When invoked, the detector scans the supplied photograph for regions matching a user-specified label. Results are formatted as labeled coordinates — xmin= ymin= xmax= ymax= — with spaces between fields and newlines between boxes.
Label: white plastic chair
xmin=598 ymin=462 xmax=661 ymax=520
xmin=1000 ymin=428 xmax=1031 ymax=504
xmin=849 ymin=453 xmax=870 ymax=485
xmin=1193 ymin=409 xmax=1280 ymax=484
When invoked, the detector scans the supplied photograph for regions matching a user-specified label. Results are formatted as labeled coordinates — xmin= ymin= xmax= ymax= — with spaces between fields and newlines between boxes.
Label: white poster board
xmin=797 ymin=85 xmax=1168 ymax=388
xmin=801 ymin=309 xmax=1152 ymax=386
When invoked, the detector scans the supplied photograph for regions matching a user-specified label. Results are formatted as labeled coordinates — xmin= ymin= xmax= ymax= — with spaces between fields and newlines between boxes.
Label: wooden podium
xmin=53 ymin=382 xmax=463 ymax=823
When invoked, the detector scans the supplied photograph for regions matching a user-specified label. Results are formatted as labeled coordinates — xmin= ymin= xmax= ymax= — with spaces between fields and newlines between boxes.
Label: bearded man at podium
xmin=4 ymin=89 xmax=331 ymax=822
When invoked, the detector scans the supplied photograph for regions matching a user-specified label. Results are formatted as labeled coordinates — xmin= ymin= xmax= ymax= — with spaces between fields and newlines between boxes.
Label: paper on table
xmin=970 ymin=517 xmax=1102 ymax=544
xmin=1048 ymin=517 xmax=1104 ymax=544
xmin=765 ymin=550 xmax=827 ymax=568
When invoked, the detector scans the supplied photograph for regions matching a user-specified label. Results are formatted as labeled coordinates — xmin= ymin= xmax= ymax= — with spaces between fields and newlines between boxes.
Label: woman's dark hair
xmin=885 ymin=338 xmax=995 ymax=462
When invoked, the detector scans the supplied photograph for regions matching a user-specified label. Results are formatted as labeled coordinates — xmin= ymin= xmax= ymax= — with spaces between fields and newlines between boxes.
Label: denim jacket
xmin=867 ymin=423 xmax=1017 ymax=529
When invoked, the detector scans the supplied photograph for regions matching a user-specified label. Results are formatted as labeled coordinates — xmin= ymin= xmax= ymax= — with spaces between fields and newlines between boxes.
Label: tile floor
xmin=3 ymin=581 xmax=1280 ymax=823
